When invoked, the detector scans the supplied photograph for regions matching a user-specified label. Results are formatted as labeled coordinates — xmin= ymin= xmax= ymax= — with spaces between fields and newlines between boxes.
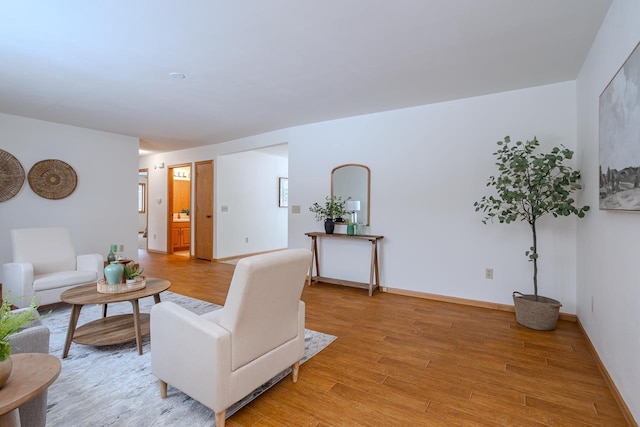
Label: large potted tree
xmin=474 ymin=136 xmax=589 ymax=330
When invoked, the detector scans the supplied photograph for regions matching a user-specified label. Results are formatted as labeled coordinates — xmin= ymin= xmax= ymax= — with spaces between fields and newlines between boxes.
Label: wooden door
xmin=195 ymin=160 xmax=214 ymax=260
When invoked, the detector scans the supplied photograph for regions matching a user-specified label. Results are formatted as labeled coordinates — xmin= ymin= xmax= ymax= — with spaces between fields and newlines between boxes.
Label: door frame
xmin=139 ymin=168 xmax=149 ymax=251
xmin=167 ymin=163 xmax=192 ymax=254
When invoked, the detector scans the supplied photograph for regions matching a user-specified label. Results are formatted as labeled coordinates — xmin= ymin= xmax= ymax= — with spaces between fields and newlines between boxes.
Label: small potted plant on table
xmin=309 ymin=195 xmax=350 ymax=234
xmin=124 ymin=262 xmax=144 ymax=284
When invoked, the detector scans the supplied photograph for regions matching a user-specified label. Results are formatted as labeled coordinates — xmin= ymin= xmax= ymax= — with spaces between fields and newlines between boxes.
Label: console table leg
xmin=308 ymin=236 xmax=319 ymax=286
xmin=374 ymin=241 xmax=380 ymax=286
xmin=369 ymin=241 xmax=376 ymax=296
xmin=368 ymin=240 xmax=381 ymax=296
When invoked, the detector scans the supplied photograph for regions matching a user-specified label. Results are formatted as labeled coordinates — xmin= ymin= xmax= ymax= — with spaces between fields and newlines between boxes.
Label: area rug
xmin=41 ymin=292 xmax=336 ymax=426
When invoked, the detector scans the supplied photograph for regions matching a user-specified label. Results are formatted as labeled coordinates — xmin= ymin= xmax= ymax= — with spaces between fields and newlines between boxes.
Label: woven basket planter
xmin=512 ymin=291 xmax=562 ymax=331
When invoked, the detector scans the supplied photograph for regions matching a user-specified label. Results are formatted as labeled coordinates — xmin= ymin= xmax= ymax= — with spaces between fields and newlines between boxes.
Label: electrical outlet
xmin=153 ymin=234 xmax=157 ymax=239
xmin=382 ymin=287 xmax=388 ymax=292
xmin=485 ymin=268 xmax=493 ymax=279
xmin=119 ymin=244 xmax=124 ymax=252
xmin=291 ymin=205 xmax=301 ymax=214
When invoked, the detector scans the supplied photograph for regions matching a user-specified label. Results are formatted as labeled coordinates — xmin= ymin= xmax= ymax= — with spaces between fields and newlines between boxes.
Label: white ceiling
xmin=0 ymin=1 xmax=611 ymax=155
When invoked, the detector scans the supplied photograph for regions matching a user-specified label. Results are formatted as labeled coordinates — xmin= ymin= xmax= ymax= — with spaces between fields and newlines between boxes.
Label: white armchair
xmin=150 ymin=248 xmax=312 ymax=427
xmin=2 ymin=227 xmax=104 ymax=308
xmin=8 ymin=307 xmax=51 ymax=427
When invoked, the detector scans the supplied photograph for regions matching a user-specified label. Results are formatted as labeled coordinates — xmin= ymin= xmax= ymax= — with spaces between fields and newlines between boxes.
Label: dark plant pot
xmin=324 ymin=219 xmax=335 ymax=234
xmin=513 ymin=291 xmax=562 ymax=331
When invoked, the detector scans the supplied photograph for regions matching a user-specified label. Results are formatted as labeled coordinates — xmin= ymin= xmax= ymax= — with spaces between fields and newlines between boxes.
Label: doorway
xmin=138 ymin=169 xmax=148 ymax=251
xmin=167 ymin=164 xmax=191 ymax=256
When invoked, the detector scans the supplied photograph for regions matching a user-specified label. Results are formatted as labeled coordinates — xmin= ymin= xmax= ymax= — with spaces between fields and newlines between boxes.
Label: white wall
xmin=139 ymin=132 xmax=290 ymax=257
xmin=0 ymin=113 xmax=140 ymax=283
xmin=216 ymin=150 xmax=288 ymax=258
xmin=140 ymin=82 xmax=580 ymax=310
xmin=576 ymin=0 xmax=640 ymax=420
xmin=288 ymin=82 xmax=580 ymax=311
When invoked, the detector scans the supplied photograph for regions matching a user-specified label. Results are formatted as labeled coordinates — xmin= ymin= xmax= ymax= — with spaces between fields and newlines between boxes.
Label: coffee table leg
xmin=63 ymin=304 xmax=83 ymax=359
xmin=102 ymin=304 xmax=108 ymax=318
xmin=153 ymin=293 xmax=161 ymax=304
xmin=130 ymin=299 xmax=143 ymax=355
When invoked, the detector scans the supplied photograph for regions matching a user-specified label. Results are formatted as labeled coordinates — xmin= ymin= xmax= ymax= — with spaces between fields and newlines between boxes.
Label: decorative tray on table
xmin=97 ymin=277 xmax=146 ymax=294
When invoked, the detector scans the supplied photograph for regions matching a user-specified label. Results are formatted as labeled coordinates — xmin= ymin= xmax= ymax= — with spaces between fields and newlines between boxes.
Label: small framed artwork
xmin=599 ymin=41 xmax=640 ymax=210
xmin=278 ymin=177 xmax=288 ymax=207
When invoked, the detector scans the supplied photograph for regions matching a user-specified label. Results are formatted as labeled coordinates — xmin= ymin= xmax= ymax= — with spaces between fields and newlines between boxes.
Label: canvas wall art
xmin=599 ymin=41 xmax=640 ymax=210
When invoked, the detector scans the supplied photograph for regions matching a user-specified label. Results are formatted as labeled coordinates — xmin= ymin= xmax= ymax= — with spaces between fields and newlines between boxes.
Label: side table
xmin=0 ymin=353 xmax=61 ymax=427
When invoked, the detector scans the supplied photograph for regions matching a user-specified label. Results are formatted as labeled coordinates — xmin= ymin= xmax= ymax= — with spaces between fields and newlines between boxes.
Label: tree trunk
xmin=531 ymin=220 xmax=538 ymax=300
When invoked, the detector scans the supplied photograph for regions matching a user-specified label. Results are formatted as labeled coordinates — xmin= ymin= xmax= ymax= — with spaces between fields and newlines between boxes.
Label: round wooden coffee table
xmin=0 ymin=353 xmax=61 ymax=427
xmin=60 ymin=277 xmax=171 ymax=358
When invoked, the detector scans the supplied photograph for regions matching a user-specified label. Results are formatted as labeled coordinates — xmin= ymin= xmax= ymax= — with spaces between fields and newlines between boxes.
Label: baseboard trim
xmin=214 ymin=248 xmax=287 ymax=262
xmin=576 ymin=318 xmax=638 ymax=427
xmin=384 ymin=287 xmax=577 ymax=322
xmin=146 ymin=249 xmax=167 ymax=254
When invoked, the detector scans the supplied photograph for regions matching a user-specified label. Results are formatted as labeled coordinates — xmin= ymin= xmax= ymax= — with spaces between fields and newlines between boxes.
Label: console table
xmin=305 ymin=232 xmax=383 ymax=296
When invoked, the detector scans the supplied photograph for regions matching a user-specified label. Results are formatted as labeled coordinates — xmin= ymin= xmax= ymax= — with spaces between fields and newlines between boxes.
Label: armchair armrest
xmin=2 ymin=262 xmax=35 ymax=308
xmin=8 ymin=325 xmax=50 ymax=354
xmin=76 ymin=254 xmax=104 ymax=280
xmin=150 ymin=302 xmax=231 ymax=410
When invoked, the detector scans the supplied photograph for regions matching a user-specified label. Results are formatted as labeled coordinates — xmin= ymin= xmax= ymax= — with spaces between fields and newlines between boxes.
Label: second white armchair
xmin=150 ymin=248 xmax=312 ymax=427
xmin=2 ymin=227 xmax=104 ymax=308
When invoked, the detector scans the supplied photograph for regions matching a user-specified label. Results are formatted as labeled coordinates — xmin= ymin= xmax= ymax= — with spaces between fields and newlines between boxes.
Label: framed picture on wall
xmin=599 ymin=41 xmax=640 ymax=211
xmin=278 ymin=177 xmax=288 ymax=207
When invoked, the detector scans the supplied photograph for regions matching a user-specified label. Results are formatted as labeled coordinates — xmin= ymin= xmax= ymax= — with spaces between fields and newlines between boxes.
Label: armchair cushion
xmin=220 ymin=251 xmax=309 ymax=370
xmin=12 ymin=227 xmax=76 ymax=275
xmin=33 ymin=270 xmax=99 ymax=292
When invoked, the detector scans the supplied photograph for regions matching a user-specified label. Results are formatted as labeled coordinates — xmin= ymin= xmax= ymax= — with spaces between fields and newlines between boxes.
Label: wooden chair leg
xmin=215 ymin=410 xmax=226 ymax=427
xmin=159 ymin=380 xmax=167 ymax=398
xmin=292 ymin=361 xmax=300 ymax=383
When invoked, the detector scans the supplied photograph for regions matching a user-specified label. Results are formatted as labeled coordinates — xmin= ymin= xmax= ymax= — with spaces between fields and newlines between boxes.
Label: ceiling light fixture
xmin=169 ymin=72 xmax=186 ymax=80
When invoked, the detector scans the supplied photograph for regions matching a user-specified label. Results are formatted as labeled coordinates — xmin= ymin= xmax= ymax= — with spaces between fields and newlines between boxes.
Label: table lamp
xmin=345 ymin=200 xmax=361 ymax=224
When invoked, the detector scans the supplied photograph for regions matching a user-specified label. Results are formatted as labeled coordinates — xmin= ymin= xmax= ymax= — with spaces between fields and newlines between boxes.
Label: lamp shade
xmin=346 ymin=200 xmax=360 ymax=211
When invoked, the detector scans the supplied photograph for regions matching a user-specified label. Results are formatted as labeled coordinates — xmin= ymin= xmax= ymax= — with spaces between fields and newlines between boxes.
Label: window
xmin=138 ymin=183 xmax=146 ymax=213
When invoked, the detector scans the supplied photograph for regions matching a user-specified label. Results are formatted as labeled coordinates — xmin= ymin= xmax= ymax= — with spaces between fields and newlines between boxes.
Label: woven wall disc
xmin=28 ymin=159 xmax=77 ymax=200
xmin=0 ymin=149 xmax=26 ymax=202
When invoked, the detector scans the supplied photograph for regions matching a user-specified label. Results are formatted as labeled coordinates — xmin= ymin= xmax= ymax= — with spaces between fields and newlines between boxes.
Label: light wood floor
xmin=139 ymin=250 xmax=630 ymax=426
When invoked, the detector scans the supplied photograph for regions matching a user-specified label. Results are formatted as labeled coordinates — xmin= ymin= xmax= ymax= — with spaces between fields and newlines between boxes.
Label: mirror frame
xmin=331 ymin=163 xmax=371 ymax=226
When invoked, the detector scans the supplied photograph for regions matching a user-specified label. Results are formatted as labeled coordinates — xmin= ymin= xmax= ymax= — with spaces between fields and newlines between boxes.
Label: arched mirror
xmin=331 ymin=164 xmax=370 ymax=225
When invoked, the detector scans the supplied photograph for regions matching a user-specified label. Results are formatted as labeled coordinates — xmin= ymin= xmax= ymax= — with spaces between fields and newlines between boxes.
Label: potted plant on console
xmin=474 ymin=136 xmax=589 ymax=330
xmin=309 ymin=195 xmax=349 ymax=234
